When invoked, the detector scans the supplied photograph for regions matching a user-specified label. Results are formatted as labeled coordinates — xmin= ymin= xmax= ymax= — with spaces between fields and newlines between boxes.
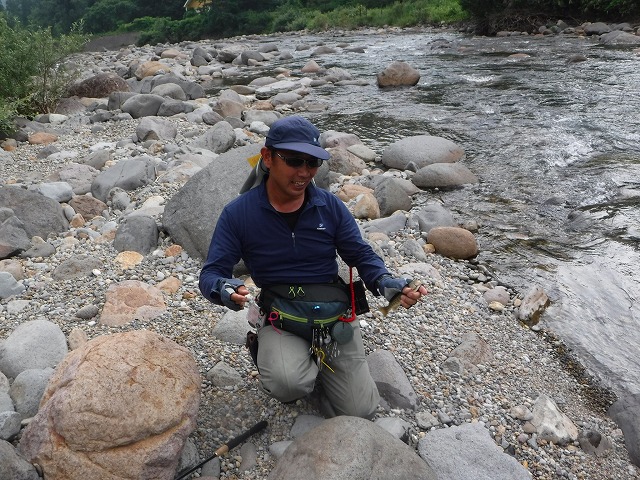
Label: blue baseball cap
xmin=265 ymin=116 xmax=330 ymax=160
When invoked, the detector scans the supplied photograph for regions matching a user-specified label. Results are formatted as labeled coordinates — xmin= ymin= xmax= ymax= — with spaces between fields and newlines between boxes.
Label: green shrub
xmin=0 ymin=17 xmax=87 ymax=134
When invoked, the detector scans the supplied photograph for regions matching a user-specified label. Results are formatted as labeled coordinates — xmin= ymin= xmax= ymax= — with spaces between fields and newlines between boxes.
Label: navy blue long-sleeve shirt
xmin=199 ymin=181 xmax=389 ymax=305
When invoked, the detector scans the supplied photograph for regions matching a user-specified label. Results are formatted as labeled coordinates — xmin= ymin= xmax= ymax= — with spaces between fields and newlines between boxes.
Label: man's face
xmin=262 ymin=147 xmax=321 ymax=201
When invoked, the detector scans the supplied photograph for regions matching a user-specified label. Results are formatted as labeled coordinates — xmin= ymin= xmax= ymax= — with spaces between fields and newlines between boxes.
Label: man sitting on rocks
xmin=199 ymin=115 xmax=427 ymax=418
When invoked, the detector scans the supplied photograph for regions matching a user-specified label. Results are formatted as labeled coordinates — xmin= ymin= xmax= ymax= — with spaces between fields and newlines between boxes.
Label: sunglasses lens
xmin=277 ymin=152 xmax=322 ymax=168
xmin=285 ymin=157 xmax=305 ymax=168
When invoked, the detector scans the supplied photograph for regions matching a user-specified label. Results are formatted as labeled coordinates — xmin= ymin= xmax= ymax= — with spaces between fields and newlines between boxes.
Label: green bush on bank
xmin=0 ymin=16 xmax=87 ymax=134
xmin=271 ymin=0 xmax=467 ymax=32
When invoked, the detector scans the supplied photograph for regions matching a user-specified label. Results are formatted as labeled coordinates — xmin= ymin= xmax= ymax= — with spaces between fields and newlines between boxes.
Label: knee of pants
xmin=260 ymin=367 xmax=315 ymax=403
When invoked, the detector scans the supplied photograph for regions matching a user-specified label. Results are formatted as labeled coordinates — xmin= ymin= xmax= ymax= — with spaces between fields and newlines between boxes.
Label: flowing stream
xmin=219 ymin=28 xmax=640 ymax=397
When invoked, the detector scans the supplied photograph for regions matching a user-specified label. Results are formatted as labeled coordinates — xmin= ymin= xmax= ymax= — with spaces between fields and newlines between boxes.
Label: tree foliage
xmin=0 ymin=14 xmax=87 ymax=133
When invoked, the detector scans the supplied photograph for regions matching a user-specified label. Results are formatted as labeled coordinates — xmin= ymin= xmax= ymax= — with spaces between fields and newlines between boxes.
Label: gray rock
xmin=91 ymin=157 xmax=157 ymax=202
xmin=367 ymin=349 xmax=419 ymax=411
xmin=381 ymin=135 xmax=464 ymax=170
xmin=0 ymin=271 xmax=25 ymax=300
xmin=578 ymin=430 xmax=613 ymax=457
xmin=28 ymin=182 xmax=74 ymax=203
xmin=157 ymin=99 xmax=194 ymax=116
xmin=268 ymin=441 xmax=292 ymax=459
xmin=9 ymin=368 xmax=54 ymax=420
xmin=583 ymin=22 xmax=612 ymax=35
xmin=362 ymin=214 xmax=408 ymax=237
xmin=150 ymin=83 xmax=187 ymax=101
xmin=412 ymin=162 xmax=478 ymax=188
xmin=0 ymin=411 xmax=21 ymax=440
xmin=75 ymin=304 xmax=99 ymax=320
xmin=239 ymin=442 xmax=258 ymax=472
xmin=374 ymin=416 xmax=411 ymax=441
xmin=268 ymin=416 xmax=437 ymax=480
xmin=190 ymin=121 xmax=236 ymax=153
xmin=113 ymin=215 xmax=159 ymax=255
xmin=57 ymin=163 xmax=100 ymax=195
xmin=418 ymin=422 xmax=532 ymax=479
xmin=608 ymin=393 xmax=640 ymax=466
xmin=81 ymin=149 xmax=111 ymax=170
xmin=107 ymin=91 xmax=138 ymax=111
xmin=205 ymin=361 xmax=242 ymax=387
xmin=148 ymin=75 xmax=205 ymax=100
xmin=136 ymin=116 xmax=178 ymax=142
xmin=121 ymin=93 xmax=165 ymax=118
xmin=243 ymin=110 xmax=280 ymax=126
xmin=517 ymin=285 xmax=550 ymax=324
xmin=290 ymin=415 xmax=324 ymax=438
xmin=0 ymin=319 xmax=67 ymax=379
xmin=376 ymin=61 xmax=420 ymax=87
xmin=446 ymin=333 xmax=494 ymax=375
xmin=0 ymin=440 xmax=40 ymax=480
xmin=52 ymin=254 xmax=103 ymax=280
xmin=0 ymin=186 xmax=69 ymax=240
xmin=211 ymin=309 xmax=250 ymax=345
xmin=600 ymin=30 xmax=640 ymax=45
xmin=240 ymin=50 xmax=265 ymax=65
xmin=270 ymin=91 xmax=302 ymax=107
xmin=0 ymin=391 xmax=14 ymax=412
xmin=416 ymin=410 xmax=440 ymax=429
xmin=21 ymin=237 xmax=56 ymax=259
xmin=163 ymin=143 xmax=262 ymax=259
xmin=374 ymin=178 xmax=412 ymax=217
xmin=531 ymin=394 xmax=578 ymax=445
xmin=0 ymin=214 xmax=31 ymax=260
xmin=413 ymin=203 xmax=457 ymax=234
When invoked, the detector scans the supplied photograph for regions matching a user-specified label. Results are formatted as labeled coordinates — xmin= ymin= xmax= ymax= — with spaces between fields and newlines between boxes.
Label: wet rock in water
xmin=380 ymin=135 xmax=464 ymax=170
xmin=376 ymin=61 xmax=420 ymax=87
xmin=412 ymin=162 xmax=479 ymax=188
xmin=426 ymin=226 xmax=479 ymax=260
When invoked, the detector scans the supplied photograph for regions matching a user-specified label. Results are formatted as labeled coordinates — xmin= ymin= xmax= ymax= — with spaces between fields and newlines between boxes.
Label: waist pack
xmin=259 ymin=283 xmax=351 ymax=341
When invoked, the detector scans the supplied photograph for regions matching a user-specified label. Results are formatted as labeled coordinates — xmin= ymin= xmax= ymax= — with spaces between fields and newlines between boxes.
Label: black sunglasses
xmin=274 ymin=151 xmax=323 ymax=169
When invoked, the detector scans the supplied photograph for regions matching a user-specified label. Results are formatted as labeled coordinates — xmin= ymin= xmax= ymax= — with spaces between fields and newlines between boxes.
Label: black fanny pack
xmin=259 ymin=283 xmax=351 ymax=341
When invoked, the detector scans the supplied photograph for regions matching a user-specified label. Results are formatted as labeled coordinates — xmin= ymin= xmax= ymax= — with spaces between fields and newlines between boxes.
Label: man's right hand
xmin=217 ymin=278 xmax=249 ymax=310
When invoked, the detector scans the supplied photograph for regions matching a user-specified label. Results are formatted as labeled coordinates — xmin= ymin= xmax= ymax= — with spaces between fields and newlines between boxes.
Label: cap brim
xmin=271 ymin=142 xmax=330 ymax=160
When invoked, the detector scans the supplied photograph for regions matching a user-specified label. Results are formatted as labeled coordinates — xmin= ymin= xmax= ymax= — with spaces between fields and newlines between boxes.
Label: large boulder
xmin=91 ymin=157 xmax=158 ymax=202
xmin=67 ymin=73 xmax=130 ymax=98
xmin=163 ymin=143 xmax=262 ymax=260
xmin=381 ymin=135 xmax=464 ymax=171
xmin=376 ymin=61 xmax=420 ymax=87
xmin=268 ymin=416 xmax=437 ymax=480
xmin=412 ymin=162 xmax=478 ymax=188
xmin=427 ymin=226 xmax=478 ymax=259
xmin=0 ymin=186 xmax=69 ymax=239
xmin=18 ymin=330 xmax=201 ymax=480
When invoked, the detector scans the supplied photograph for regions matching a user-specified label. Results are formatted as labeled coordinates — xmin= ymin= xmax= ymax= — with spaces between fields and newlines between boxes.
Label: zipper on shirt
xmin=291 ymin=231 xmax=295 ymax=248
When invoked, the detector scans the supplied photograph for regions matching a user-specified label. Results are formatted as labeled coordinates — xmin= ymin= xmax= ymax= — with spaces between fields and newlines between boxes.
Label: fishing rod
xmin=174 ymin=420 xmax=268 ymax=480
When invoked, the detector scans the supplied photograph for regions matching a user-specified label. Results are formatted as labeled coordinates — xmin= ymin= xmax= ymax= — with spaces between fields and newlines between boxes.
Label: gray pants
xmin=256 ymin=322 xmax=380 ymax=418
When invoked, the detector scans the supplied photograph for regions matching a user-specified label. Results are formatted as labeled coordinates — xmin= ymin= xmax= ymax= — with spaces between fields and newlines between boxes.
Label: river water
xmin=222 ymin=28 xmax=640 ymax=397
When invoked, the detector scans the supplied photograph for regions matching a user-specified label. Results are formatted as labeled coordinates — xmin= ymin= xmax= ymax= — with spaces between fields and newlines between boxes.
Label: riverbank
xmin=1 ymin=27 xmax=639 ymax=479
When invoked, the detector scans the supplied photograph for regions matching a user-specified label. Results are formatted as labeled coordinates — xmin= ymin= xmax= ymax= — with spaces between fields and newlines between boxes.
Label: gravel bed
xmin=1 ymin=103 xmax=638 ymax=480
